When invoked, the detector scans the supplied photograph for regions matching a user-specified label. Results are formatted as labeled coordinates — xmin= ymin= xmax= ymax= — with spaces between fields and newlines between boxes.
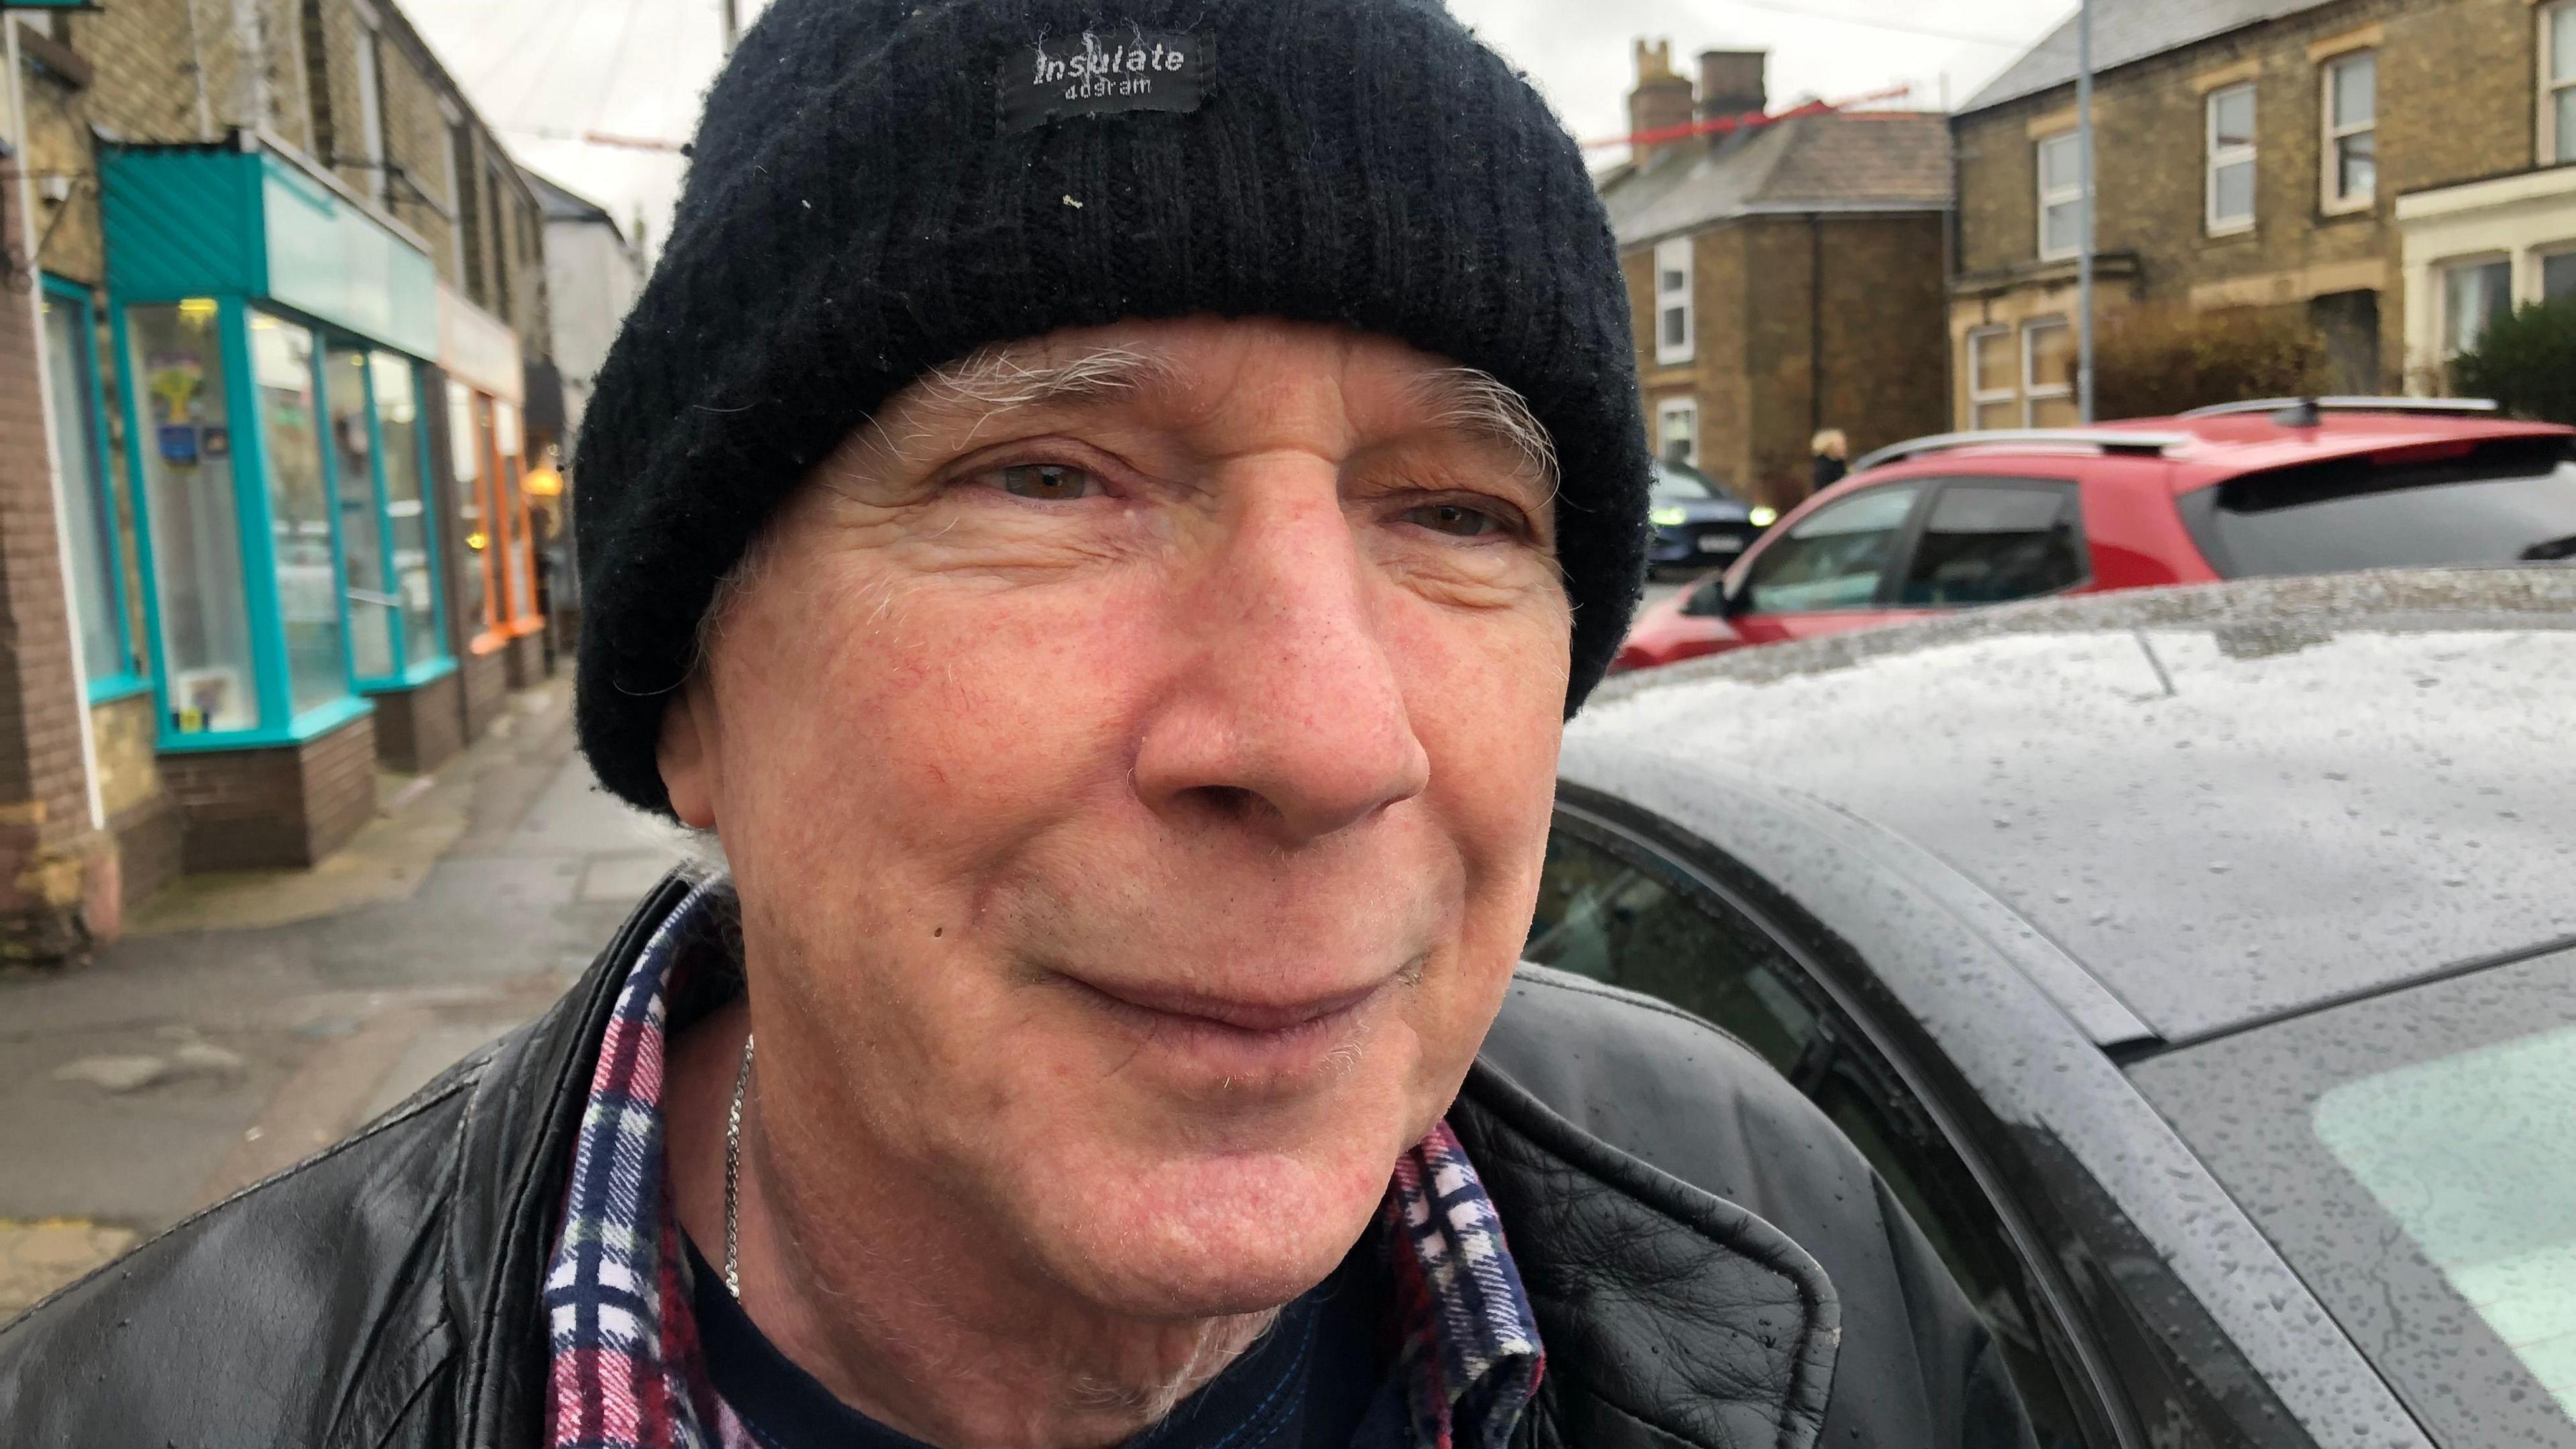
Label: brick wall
xmin=160 ymin=712 xmax=376 ymax=870
xmin=1953 ymin=0 xmax=2555 ymax=402
xmin=369 ymin=669 xmax=462 ymax=774
xmin=1630 ymin=213 xmax=1949 ymax=511
xmin=459 ymin=643 xmax=507 ymax=743
xmin=0 ymin=197 xmax=104 ymax=962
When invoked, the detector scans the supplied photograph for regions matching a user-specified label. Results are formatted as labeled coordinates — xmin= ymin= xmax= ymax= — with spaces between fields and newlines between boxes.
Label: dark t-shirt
xmin=683 ymin=1234 xmax=1409 ymax=1449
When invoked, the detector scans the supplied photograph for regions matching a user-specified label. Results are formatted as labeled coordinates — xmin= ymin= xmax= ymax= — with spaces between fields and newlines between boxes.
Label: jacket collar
xmin=443 ymin=877 xmax=1839 ymax=1449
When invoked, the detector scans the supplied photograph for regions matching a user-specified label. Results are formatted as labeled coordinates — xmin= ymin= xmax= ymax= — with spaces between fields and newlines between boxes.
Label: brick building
xmin=0 ymin=0 xmax=559 ymax=959
xmin=1599 ymin=42 xmax=1953 ymax=511
xmin=1951 ymin=0 xmax=2576 ymax=428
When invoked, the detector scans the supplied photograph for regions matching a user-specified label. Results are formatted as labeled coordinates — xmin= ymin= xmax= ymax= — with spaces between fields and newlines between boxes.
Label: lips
xmin=1055 ymin=970 xmax=1400 ymax=1086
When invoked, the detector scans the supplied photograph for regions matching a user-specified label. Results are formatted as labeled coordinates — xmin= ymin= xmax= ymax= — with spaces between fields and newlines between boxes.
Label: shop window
xmin=1967 ymin=326 xmax=2017 ymax=431
xmin=2035 ymin=131 xmax=2084 ymax=262
xmin=1655 ymin=236 xmax=1694 ymax=366
xmin=2442 ymin=258 xmax=2512 ymax=357
xmin=450 ymin=383 xmax=496 ymax=645
xmin=323 ymin=344 xmax=396 ymax=682
xmin=248 ymin=311 xmax=351 ymax=720
xmin=494 ymin=398 xmax=536 ymax=626
xmin=2206 ymin=83 xmax=2257 ymax=235
xmin=40 ymin=280 xmax=144 ymax=698
xmin=1657 ymin=396 xmax=1699 ymax=467
xmin=129 ymin=301 xmax=260 ymax=734
xmin=2544 ymin=2 xmax=2576 ymax=166
xmin=2323 ymin=52 xmax=2376 ymax=213
xmin=2021 ymin=319 xmax=2077 ymax=427
xmin=375 ymin=354 xmax=446 ymax=672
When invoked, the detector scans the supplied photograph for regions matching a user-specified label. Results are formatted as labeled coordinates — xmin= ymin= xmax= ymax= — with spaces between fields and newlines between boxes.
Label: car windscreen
xmin=2129 ymin=944 xmax=2576 ymax=1448
xmin=2182 ymin=435 xmax=2576 ymax=578
xmin=1654 ymin=462 xmax=1736 ymax=502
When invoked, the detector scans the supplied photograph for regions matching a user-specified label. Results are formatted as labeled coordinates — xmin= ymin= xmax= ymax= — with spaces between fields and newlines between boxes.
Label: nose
xmin=1132 ymin=478 xmax=1432 ymax=847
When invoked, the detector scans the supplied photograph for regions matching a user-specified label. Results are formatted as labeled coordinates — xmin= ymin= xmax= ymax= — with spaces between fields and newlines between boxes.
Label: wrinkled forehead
xmin=857 ymin=320 xmax=1560 ymax=485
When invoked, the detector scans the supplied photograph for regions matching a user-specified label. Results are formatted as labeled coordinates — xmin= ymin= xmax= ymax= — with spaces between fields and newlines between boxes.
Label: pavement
xmin=0 ymin=679 xmax=682 ymax=1322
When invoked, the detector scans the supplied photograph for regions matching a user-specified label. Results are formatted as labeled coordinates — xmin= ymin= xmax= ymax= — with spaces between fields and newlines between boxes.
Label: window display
xmin=375 ymin=354 xmax=444 ymax=673
xmin=447 ymin=378 xmax=490 ymax=641
xmin=249 ymin=311 xmax=351 ymax=719
xmin=128 ymin=301 xmax=258 ymax=733
xmin=325 ymin=343 xmax=395 ymax=681
xmin=42 ymin=283 xmax=137 ymax=692
xmin=495 ymin=398 xmax=535 ymax=625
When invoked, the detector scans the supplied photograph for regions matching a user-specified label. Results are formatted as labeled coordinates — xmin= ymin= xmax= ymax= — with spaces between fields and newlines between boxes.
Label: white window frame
xmin=2322 ymin=51 xmax=2377 ymax=214
xmin=2544 ymin=1 xmax=2576 ymax=166
xmin=2439 ymin=254 xmax=2514 ymax=358
xmin=2035 ymin=131 xmax=2085 ymax=262
xmin=1967 ymin=325 xmax=2016 ymax=429
xmin=2206 ymin=83 xmax=2257 ymax=235
xmin=1656 ymin=396 xmax=1699 ymax=466
xmin=1654 ymin=236 xmax=1695 ymax=366
xmin=2021 ymin=317 xmax=2074 ymax=425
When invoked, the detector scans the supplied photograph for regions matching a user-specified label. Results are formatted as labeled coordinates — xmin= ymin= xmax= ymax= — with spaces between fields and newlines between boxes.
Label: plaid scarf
xmin=543 ymin=881 xmax=1544 ymax=1449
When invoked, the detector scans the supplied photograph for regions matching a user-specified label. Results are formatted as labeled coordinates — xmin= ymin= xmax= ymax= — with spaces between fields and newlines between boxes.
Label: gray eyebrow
xmin=1406 ymin=366 xmax=1560 ymax=494
xmin=873 ymin=341 xmax=1558 ymax=492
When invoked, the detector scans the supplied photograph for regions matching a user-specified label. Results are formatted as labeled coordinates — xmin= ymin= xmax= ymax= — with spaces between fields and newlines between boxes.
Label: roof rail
xmin=2178 ymin=395 xmax=2501 ymax=419
xmin=1853 ymin=429 xmax=2190 ymax=474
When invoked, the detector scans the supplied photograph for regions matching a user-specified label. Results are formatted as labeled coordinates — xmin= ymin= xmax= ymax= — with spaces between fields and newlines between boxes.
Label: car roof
xmin=1570 ymin=568 xmax=2576 ymax=1044
xmin=1844 ymin=411 xmax=2575 ymax=499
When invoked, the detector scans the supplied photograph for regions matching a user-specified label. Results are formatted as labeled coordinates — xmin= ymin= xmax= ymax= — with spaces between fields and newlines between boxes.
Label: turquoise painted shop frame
xmin=100 ymin=138 xmax=444 ymax=753
xmin=39 ymin=274 xmax=151 ymax=706
xmin=337 ymin=350 xmax=454 ymax=694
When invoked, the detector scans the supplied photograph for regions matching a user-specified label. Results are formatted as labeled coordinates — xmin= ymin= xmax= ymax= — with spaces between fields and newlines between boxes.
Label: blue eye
xmin=999 ymin=464 xmax=1099 ymax=500
xmin=1406 ymin=502 xmax=1506 ymax=538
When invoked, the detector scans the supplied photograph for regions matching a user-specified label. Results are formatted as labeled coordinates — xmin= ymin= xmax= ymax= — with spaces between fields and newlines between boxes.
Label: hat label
xmin=1002 ymin=30 xmax=1210 ymax=131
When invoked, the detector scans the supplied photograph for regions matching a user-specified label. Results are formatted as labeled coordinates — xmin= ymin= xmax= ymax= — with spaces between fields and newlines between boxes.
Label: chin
xmin=1019 ymin=1140 xmax=1401 ymax=1319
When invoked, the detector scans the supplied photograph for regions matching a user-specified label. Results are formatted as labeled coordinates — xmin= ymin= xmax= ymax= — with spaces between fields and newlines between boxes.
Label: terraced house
xmin=1951 ymin=0 xmax=2576 ymax=428
xmin=1601 ymin=42 xmax=1953 ymax=511
xmin=0 ymin=0 xmax=562 ymax=962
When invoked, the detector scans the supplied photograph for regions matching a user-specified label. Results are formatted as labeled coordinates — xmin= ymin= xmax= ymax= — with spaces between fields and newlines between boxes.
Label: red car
xmin=1613 ymin=398 xmax=2576 ymax=674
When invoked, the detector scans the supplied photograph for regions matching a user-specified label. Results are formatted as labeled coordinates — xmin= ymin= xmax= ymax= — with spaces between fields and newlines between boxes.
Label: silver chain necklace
xmin=724 ymin=1031 xmax=754 ymax=1297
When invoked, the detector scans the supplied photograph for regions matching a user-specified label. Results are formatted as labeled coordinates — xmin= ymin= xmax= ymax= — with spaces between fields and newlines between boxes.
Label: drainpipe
xmin=3 ymin=20 xmax=110 ymax=835
xmin=229 ymin=0 xmax=269 ymax=131
xmin=2076 ymin=0 xmax=2097 ymax=423
xmin=1809 ymin=212 xmax=1825 ymax=462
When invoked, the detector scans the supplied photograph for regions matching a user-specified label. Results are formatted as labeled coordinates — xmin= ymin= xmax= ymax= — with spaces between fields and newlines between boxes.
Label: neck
xmin=666 ymin=1002 xmax=1275 ymax=1449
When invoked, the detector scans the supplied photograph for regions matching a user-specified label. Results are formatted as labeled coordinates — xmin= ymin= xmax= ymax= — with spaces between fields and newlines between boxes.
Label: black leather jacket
xmin=0 ymin=877 xmax=2027 ymax=1448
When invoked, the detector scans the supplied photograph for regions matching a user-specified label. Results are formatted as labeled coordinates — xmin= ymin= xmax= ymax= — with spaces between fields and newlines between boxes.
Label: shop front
xmin=99 ymin=136 xmax=453 ymax=866
xmin=433 ymin=282 xmax=549 ymax=737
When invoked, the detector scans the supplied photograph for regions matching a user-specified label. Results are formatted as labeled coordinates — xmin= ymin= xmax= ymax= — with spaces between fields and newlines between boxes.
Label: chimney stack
xmin=1696 ymin=49 xmax=1769 ymax=131
xmin=1628 ymin=39 xmax=1696 ymax=165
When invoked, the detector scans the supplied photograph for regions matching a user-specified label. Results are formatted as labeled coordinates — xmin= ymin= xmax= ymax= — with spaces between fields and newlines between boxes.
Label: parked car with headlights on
xmin=1646 ymin=460 xmax=1775 ymax=576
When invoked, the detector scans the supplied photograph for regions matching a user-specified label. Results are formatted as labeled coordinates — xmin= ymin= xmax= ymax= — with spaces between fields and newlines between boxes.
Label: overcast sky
xmin=403 ymin=0 xmax=2076 ymax=259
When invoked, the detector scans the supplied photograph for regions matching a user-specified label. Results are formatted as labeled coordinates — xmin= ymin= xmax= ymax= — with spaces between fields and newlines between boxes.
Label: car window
xmin=2132 ymin=945 xmax=2576 ymax=1448
xmin=1898 ymin=482 xmax=2086 ymax=607
xmin=2183 ymin=435 xmax=2576 ymax=578
xmin=1531 ymin=817 xmax=2108 ymax=1449
xmin=1743 ymin=484 xmax=1922 ymax=614
xmin=1525 ymin=829 xmax=1818 ymax=1075
xmin=1654 ymin=463 xmax=1716 ymax=500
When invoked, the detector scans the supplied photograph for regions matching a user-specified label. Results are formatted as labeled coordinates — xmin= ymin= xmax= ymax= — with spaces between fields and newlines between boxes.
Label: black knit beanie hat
xmin=574 ymin=0 xmax=1652 ymax=816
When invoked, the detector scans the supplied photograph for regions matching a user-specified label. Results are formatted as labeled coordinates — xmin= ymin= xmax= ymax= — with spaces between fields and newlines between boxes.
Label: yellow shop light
xmin=521 ymin=464 xmax=563 ymax=498
xmin=177 ymin=297 xmax=218 ymax=321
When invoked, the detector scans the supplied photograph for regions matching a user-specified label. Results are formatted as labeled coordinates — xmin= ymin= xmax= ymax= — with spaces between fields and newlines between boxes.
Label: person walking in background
xmin=1811 ymin=427 xmax=1850 ymax=494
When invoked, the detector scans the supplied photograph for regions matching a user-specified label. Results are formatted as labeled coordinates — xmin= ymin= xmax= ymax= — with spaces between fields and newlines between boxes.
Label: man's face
xmin=660 ymin=317 xmax=1570 ymax=1318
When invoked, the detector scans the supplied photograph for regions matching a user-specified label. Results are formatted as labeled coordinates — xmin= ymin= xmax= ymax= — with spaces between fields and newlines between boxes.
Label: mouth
xmin=1055 ymin=968 xmax=1411 ymax=1087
